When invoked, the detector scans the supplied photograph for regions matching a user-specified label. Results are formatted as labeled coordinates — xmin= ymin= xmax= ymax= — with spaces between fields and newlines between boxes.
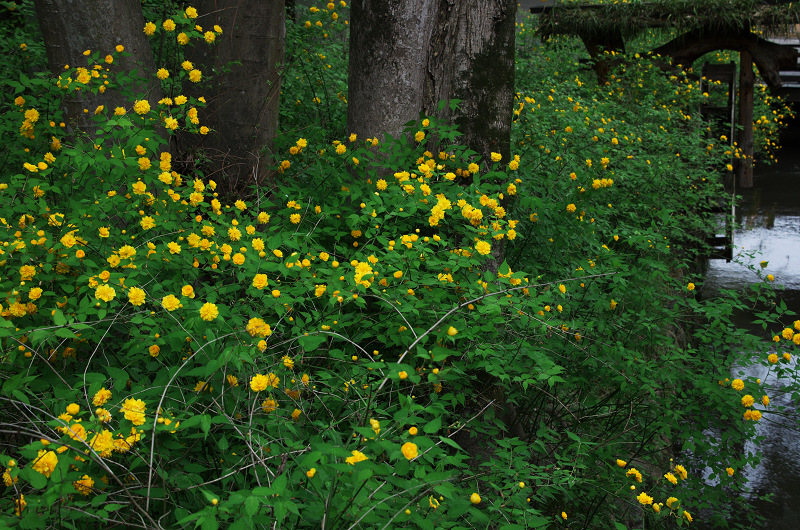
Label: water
xmin=704 ymin=124 xmax=800 ymax=529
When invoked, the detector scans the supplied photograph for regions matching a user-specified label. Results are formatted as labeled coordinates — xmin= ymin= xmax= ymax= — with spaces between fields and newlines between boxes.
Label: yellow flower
xmin=185 ymin=6 xmax=198 ymax=18
xmin=93 ymin=387 xmax=112 ymax=406
xmin=346 ymin=450 xmax=368 ymax=465
xmin=664 ymin=472 xmax=677 ymax=485
xmin=616 ymin=459 xmax=627 ymax=467
xmin=741 ymin=394 xmax=754 ymax=407
xmin=199 ymin=302 xmax=218 ymax=321
xmin=161 ymin=294 xmax=181 ymax=311
xmin=74 ymin=474 xmax=94 ymax=495
xmin=204 ymin=31 xmax=215 ymax=43
xmin=398 ymin=371 xmax=408 ymax=380
xmin=490 ymin=152 xmax=502 ymax=162
xmin=674 ymin=464 xmax=688 ymax=480
xmin=401 ymin=442 xmax=418 ymax=460
xmin=306 ymin=468 xmax=316 ymax=478
xmin=470 ymin=493 xmax=481 ymax=504
xmin=189 ymin=69 xmax=202 ymax=82
xmin=121 ymin=398 xmax=146 ymax=425
xmin=626 ymin=468 xmax=642 ymax=482
xmin=246 ymin=317 xmax=272 ymax=337
xmin=726 ymin=467 xmax=735 ymax=476
xmin=767 ymin=274 xmax=774 ymax=282
xmin=162 ymin=19 xmax=176 ymax=31
xmin=636 ymin=492 xmax=653 ymax=505
xmin=731 ymin=378 xmax=744 ymax=391
xmin=143 ymin=22 xmax=156 ymax=35
xmin=128 ymin=287 xmax=146 ymax=306
xmin=32 ymin=450 xmax=58 ymax=478
xmin=475 ymin=240 xmax=491 ymax=255
xmin=447 ymin=326 xmax=458 ymax=336
xmin=252 ymin=274 xmax=269 ymax=290
xmin=666 ymin=496 xmax=679 ymax=509
xmin=133 ymin=99 xmax=150 ymax=115
xmin=768 ymin=353 xmax=779 ymax=363
xmin=95 ymin=285 xmax=116 ymax=302
xmin=683 ymin=511 xmax=693 ymax=522
xmin=262 ymin=398 xmax=278 ymax=413
xmin=566 ymin=203 xmax=576 ymax=213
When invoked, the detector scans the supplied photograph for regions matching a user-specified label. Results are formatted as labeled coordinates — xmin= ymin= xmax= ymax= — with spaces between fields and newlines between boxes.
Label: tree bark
xmin=347 ymin=0 xmax=439 ymax=142
xmin=422 ymin=0 xmax=516 ymax=164
xmin=189 ymin=0 xmax=285 ymax=192
xmin=33 ymin=0 xmax=161 ymax=132
xmin=348 ymin=0 xmax=516 ymax=164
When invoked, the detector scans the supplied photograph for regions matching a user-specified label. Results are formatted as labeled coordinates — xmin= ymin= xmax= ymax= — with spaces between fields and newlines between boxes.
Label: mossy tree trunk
xmin=33 ymin=0 xmax=161 ymax=133
xmin=348 ymin=0 xmax=516 ymax=165
xmin=188 ymin=0 xmax=285 ymax=193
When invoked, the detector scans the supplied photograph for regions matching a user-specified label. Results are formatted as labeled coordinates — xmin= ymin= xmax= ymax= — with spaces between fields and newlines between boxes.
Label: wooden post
xmin=737 ymin=50 xmax=755 ymax=188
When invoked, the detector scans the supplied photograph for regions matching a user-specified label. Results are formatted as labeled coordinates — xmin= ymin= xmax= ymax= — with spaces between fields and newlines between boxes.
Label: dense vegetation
xmin=1 ymin=1 xmax=798 ymax=528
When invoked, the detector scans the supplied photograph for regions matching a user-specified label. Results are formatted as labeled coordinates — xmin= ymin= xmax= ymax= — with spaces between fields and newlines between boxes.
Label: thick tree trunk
xmin=422 ymin=0 xmax=516 ymax=164
xmin=347 ymin=0 xmax=438 ymax=142
xmin=348 ymin=0 xmax=516 ymax=164
xmin=33 ymin=0 xmax=160 ymax=132
xmin=189 ymin=0 xmax=285 ymax=192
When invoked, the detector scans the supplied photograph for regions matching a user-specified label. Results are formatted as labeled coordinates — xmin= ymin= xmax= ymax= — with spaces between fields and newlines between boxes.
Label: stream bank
xmin=703 ymin=122 xmax=800 ymax=529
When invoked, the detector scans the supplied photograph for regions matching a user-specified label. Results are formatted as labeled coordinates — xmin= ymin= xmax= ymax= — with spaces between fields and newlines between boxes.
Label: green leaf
xmin=424 ymin=416 xmax=442 ymax=434
xmin=53 ymin=309 xmax=67 ymax=326
xmin=299 ymin=334 xmax=326 ymax=352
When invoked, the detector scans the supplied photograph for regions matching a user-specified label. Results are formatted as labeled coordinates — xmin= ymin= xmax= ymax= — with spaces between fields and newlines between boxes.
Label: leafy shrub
xmin=0 ymin=5 xmax=797 ymax=529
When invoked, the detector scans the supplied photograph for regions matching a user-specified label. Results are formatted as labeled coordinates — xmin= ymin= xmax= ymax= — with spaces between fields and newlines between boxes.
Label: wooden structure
xmin=700 ymin=62 xmax=736 ymax=261
xmin=528 ymin=0 xmax=800 ymax=188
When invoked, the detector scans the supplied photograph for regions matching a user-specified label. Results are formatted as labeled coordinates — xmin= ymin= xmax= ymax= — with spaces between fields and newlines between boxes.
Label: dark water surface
xmin=704 ymin=125 xmax=800 ymax=529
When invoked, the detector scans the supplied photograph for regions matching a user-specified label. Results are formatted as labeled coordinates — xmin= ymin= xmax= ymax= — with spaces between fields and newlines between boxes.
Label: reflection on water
xmin=704 ymin=125 xmax=800 ymax=529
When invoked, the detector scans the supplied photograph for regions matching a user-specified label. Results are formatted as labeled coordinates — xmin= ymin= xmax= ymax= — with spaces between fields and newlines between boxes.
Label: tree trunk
xmin=187 ymin=0 xmax=285 ymax=193
xmin=422 ymin=0 xmax=516 ymax=164
xmin=348 ymin=0 xmax=516 ymax=164
xmin=347 ymin=0 xmax=439 ymax=142
xmin=33 ymin=0 xmax=161 ymax=133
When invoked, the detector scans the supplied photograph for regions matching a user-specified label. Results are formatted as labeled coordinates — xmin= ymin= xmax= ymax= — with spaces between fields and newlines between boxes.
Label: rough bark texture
xmin=33 ymin=0 xmax=160 ymax=132
xmin=422 ymin=0 xmax=516 ymax=164
xmin=348 ymin=0 xmax=516 ymax=164
xmin=188 ymin=0 xmax=285 ymax=192
xmin=347 ymin=0 xmax=438 ymax=141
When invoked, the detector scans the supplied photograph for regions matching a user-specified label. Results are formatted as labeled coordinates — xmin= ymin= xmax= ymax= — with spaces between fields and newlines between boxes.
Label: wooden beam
xmin=737 ymin=50 xmax=755 ymax=188
xmin=650 ymin=28 xmax=797 ymax=91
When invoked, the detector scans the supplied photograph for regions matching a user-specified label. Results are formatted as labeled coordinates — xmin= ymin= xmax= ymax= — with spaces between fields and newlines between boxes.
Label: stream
xmin=704 ymin=124 xmax=800 ymax=529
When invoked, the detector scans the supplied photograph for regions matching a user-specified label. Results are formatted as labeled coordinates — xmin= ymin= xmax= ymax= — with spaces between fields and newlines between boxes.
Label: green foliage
xmin=280 ymin=1 xmax=350 ymax=144
xmin=0 ymin=3 xmax=798 ymax=529
xmin=539 ymin=0 xmax=800 ymax=41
